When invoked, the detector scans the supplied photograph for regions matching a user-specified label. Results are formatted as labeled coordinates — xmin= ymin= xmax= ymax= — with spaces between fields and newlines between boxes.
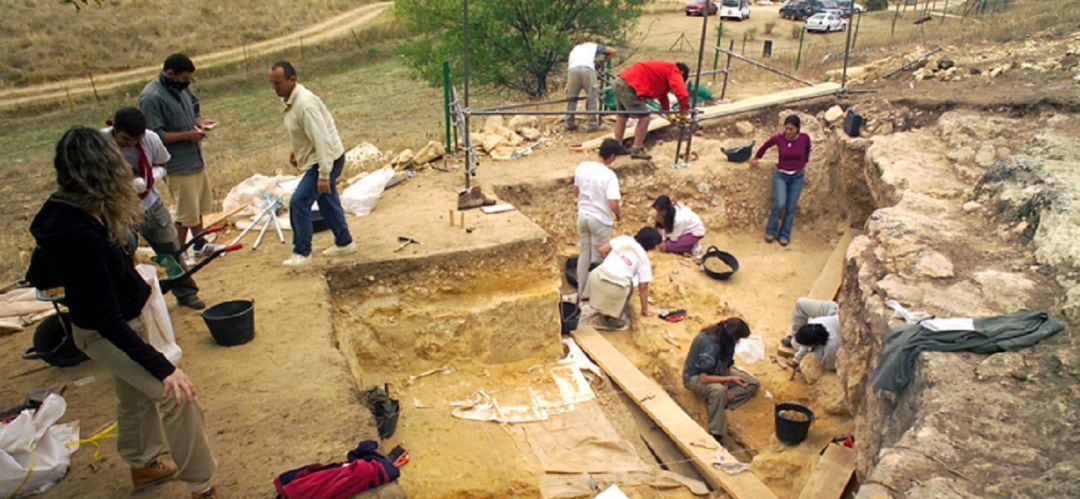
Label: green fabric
xmin=644 ymin=82 xmax=713 ymax=112
xmin=870 ymin=311 xmax=1064 ymax=392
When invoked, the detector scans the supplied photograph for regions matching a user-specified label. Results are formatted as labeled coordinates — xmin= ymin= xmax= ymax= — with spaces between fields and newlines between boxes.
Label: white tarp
xmin=341 ymin=167 xmax=394 ymax=217
xmin=135 ymin=265 xmax=182 ymax=366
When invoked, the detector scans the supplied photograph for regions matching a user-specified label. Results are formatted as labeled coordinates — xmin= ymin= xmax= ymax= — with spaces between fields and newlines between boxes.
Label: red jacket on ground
xmin=619 ymin=61 xmax=690 ymax=112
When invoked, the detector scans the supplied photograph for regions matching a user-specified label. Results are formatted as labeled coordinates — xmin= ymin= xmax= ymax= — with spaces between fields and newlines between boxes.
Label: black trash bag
xmin=361 ymin=384 xmax=400 ymax=439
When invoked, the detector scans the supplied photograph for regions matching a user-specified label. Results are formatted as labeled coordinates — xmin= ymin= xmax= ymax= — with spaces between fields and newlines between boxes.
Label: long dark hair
xmin=52 ymin=127 xmax=142 ymax=244
xmin=653 ymin=195 xmax=675 ymax=233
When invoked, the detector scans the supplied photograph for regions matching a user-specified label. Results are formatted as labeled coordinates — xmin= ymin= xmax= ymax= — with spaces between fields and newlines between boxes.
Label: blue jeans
xmin=290 ymin=155 xmax=352 ymax=256
xmin=766 ymin=169 xmax=805 ymax=241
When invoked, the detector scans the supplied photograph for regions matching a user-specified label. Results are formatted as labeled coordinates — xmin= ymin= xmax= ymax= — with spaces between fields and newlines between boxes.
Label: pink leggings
xmin=664 ymin=233 xmax=703 ymax=254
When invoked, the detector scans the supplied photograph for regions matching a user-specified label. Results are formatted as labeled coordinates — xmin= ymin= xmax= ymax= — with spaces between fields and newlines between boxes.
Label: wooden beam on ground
xmin=204 ymin=200 xmax=253 ymax=229
xmin=807 ymin=229 xmax=857 ymax=301
xmin=572 ymin=83 xmax=842 ymax=151
xmin=797 ymin=444 xmax=857 ymax=499
xmin=614 ymin=389 xmax=705 ymax=484
xmin=572 ymin=327 xmax=778 ymax=499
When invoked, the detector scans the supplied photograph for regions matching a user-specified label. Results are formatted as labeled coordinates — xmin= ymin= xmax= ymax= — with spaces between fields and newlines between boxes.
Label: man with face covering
xmin=139 ymin=53 xmax=221 ymax=261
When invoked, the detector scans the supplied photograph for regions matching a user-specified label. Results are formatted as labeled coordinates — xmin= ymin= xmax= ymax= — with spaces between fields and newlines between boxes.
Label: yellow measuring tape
xmin=5 ymin=444 xmax=35 ymax=499
xmin=66 ymin=421 xmax=118 ymax=462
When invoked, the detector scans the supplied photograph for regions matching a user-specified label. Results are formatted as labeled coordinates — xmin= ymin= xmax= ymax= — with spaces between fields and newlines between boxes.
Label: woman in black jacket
xmin=27 ymin=127 xmax=219 ymax=499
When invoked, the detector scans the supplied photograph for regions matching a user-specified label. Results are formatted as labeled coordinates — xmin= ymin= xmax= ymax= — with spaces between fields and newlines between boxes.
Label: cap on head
xmin=599 ymin=138 xmax=630 ymax=159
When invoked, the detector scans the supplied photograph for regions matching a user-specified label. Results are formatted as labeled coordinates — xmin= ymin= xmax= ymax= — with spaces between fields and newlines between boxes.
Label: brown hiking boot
xmin=131 ymin=459 xmax=177 ymax=488
xmin=457 ymin=186 xmax=496 ymax=210
xmin=191 ymin=486 xmax=221 ymax=499
xmin=630 ymin=146 xmax=652 ymax=160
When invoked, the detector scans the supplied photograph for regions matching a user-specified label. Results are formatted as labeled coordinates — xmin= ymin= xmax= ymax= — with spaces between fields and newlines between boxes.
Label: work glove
xmin=667 ymin=112 xmax=691 ymax=123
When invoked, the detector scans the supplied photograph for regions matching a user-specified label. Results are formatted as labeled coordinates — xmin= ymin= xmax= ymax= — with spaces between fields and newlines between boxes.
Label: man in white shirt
xmin=565 ymin=42 xmax=616 ymax=132
xmin=103 ymin=107 xmax=205 ymax=310
xmin=583 ymin=227 xmax=663 ymax=329
xmin=575 ymin=138 xmax=627 ymax=294
xmin=268 ymin=60 xmax=355 ymax=266
xmin=784 ymin=298 xmax=841 ymax=371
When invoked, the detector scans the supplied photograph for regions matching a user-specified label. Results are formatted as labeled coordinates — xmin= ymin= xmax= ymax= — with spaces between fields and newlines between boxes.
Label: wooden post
xmin=795 ymin=27 xmax=806 ymax=70
xmin=448 ymin=209 xmax=454 ymax=226
xmin=892 ymin=3 xmax=901 ymax=37
xmin=64 ymin=86 xmax=74 ymax=110
xmin=741 ymin=32 xmax=748 ymax=54
xmin=720 ymin=39 xmax=734 ymax=101
xmin=87 ymin=73 xmax=99 ymax=101
xmin=300 ymin=36 xmax=306 ymax=60
xmin=851 ymin=11 xmax=862 ymax=51
xmin=941 ymin=0 xmax=949 ymax=22
xmin=711 ymin=20 xmax=724 ymax=83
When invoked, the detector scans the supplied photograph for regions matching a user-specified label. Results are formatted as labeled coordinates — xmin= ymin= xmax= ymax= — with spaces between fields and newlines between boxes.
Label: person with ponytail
xmin=681 ymin=318 xmax=760 ymax=447
xmin=651 ymin=194 xmax=705 ymax=255
xmin=27 ymin=127 xmax=220 ymax=499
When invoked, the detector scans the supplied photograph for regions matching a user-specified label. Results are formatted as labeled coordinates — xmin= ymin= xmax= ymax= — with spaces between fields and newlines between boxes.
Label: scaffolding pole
xmin=471 ymin=96 xmax=585 ymax=113
xmin=673 ymin=0 xmax=712 ymax=169
xmin=461 ymin=0 xmax=474 ymax=190
xmin=715 ymin=46 xmax=816 ymax=86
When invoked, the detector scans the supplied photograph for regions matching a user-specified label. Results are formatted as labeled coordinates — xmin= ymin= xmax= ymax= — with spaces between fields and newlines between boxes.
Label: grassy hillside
xmin=0 ymin=0 xmax=370 ymax=87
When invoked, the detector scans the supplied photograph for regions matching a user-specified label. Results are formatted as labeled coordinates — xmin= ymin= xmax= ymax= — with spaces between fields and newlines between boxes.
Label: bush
xmin=745 ymin=27 xmax=759 ymax=41
xmin=764 ymin=21 xmax=776 ymax=35
xmin=865 ymin=0 xmax=889 ymax=11
xmin=790 ymin=24 xmax=803 ymax=39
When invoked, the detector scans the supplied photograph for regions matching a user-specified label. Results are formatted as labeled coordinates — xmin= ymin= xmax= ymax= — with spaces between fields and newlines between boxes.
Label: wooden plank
xmin=204 ymin=200 xmax=253 ymax=229
xmin=614 ymin=389 xmax=705 ymax=483
xmin=806 ymin=229 xmax=857 ymax=301
xmin=797 ymin=444 xmax=857 ymax=499
xmin=572 ymin=327 xmax=777 ymax=499
xmin=573 ymin=82 xmax=842 ymax=151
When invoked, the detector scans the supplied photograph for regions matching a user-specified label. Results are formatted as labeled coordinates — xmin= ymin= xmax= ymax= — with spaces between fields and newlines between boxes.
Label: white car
xmin=806 ymin=12 xmax=847 ymax=32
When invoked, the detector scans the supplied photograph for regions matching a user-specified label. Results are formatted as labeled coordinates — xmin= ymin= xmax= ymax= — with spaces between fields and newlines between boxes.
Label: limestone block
xmin=975 ymin=144 xmax=997 ymax=167
xmin=390 ymin=148 xmax=414 ymax=167
xmin=482 ymin=133 xmax=505 ymax=153
xmin=735 ymin=120 xmax=755 ymax=135
xmin=914 ymin=250 xmax=955 ymax=279
xmin=412 ymin=140 xmax=444 ymax=166
xmin=824 ymin=105 xmax=845 ymax=125
xmin=520 ymin=127 xmax=542 ymax=141
xmin=976 ymin=352 xmax=1028 ymax=381
xmin=483 ymin=116 xmax=504 ymax=132
xmin=507 ymin=115 xmax=539 ymax=132
xmin=962 ymin=201 xmax=983 ymax=214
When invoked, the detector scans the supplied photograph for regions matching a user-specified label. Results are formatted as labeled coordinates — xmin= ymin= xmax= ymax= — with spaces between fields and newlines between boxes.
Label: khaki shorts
xmin=614 ymin=77 xmax=648 ymax=113
xmin=165 ymin=170 xmax=213 ymax=227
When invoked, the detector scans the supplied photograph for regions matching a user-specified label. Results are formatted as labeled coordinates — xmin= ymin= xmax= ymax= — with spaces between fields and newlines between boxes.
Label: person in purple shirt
xmin=749 ymin=115 xmax=811 ymax=246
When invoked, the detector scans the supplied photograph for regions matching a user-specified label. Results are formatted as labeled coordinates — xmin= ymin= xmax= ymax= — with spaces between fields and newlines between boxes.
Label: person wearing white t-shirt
xmin=566 ymin=42 xmax=616 ymax=131
xmin=575 ymin=138 xmax=627 ymax=294
xmin=652 ymin=195 xmax=706 ymax=254
xmin=783 ymin=297 xmax=841 ymax=371
xmin=582 ymin=227 xmax=663 ymax=329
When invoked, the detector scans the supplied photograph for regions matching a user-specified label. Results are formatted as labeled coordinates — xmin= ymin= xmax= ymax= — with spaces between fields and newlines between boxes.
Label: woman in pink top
xmin=749 ymin=115 xmax=811 ymax=246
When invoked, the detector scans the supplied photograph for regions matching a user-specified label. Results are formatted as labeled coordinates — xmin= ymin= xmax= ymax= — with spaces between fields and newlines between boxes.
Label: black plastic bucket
xmin=202 ymin=300 xmax=255 ymax=346
xmin=843 ymin=109 xmax=864 ymax=137
xmin=560 ymin=301 xmax=580 ymax=335
xmin=22 ymin=313 xmax=89 ymax=368
xmin=565 ymin=256 xmax=600 ymax=289
xmin=775 ymin=402 xmax=815 ymax=445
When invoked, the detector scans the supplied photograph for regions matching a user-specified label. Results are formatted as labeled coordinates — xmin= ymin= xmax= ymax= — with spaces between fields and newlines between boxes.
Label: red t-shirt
xmin=618 ymin=61 xmax=690 ymax=112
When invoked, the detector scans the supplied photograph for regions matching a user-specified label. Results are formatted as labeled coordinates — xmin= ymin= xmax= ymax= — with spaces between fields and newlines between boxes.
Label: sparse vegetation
xmin=764 ymin=21 xmax=776 ymax=35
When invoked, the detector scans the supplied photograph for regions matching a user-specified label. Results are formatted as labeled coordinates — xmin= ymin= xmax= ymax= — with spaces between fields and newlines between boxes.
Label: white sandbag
xmin=222 ymin=174 xmax=298 ymax=221
xmin=0 ymin=394 xmax=79 ymax=498
xmin=135 ymin=265 xmax=182 ymax=366
xmin=340 ymin=167 xmax=394 ymax=216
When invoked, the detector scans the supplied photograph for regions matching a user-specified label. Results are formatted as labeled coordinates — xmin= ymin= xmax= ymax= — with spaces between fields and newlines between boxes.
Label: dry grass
xmin=0 ymin=0 xmax=373 ymax=87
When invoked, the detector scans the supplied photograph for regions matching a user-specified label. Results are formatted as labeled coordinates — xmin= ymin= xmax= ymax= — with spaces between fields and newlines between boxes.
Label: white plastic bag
xmin=340 ymin=167 xmax=394 ymax=216
xmin=734 ymin=335 xmax=765 ymax=364
xmin=135 ymin=264 xmax=182 ymax=366
xmin=0 ymin=394 xmax=79 ymax=497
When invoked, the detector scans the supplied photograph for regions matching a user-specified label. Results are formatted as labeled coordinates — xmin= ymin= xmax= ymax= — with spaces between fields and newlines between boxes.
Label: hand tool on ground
xmin=689 ymin=440 xmax=718 ymax=450
xmin=395 ymin=235 xmax=421 ymax=252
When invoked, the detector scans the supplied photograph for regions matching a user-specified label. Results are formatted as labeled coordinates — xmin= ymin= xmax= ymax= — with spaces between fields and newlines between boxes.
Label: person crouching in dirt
xmin=682 ymin=318 xmax=760 ymax=448
xmin=652 ymin=194 xmax=705 ymax=255
xmin=782 ymin=297 xmax=840 ymax=372
xmin=27 ymin=127 xmax=221 ymax=499
xmin=581 ymin=227 xmax=661 ymax=329
xmin=103 ymin=107 xmax=206 ymax=310
xmin=749 ymin=114 xmax=811 ymax=247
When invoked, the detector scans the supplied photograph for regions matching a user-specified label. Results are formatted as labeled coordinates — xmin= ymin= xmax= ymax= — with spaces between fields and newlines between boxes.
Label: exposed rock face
xmin=836 ymin=111 xmax=1079 ymax=498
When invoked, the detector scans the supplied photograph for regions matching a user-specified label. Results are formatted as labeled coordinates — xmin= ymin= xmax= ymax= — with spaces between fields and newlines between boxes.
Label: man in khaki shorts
xmin=612 ymin=60 xmax=691 ymax=161
xmin=139 ymin=53 xmax=222 ymax=259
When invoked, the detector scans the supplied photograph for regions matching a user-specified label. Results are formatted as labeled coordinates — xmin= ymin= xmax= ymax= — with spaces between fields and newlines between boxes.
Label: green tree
xmin=865 ymin=0 xmax=890 ymax=11
xmin=398 ymin=0 xmax=647 ymax=98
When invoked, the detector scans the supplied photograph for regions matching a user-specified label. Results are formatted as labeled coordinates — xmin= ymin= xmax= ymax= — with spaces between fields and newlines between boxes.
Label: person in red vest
xmin=612 ymin=61 xmax=691 ymax=160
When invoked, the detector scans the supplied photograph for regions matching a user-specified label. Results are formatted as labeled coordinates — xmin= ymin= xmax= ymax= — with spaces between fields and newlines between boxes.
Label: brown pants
xmin=72 ymin=318 xmax=216 ymax=492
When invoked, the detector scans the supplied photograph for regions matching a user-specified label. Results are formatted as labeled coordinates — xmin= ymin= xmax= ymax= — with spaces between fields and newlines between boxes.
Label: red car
xmin=686 ymin=0 xmax=718 ymax=16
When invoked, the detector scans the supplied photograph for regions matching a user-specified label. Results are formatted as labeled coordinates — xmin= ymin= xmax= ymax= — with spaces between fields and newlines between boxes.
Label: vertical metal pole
xmin=711 ymin=20 xmax=724 ymax=84
xmin=680 ymin=0 xmax=711 ymax=168
xmin=461 ymin=0 xmax=472 ymax=189
xmin=892 ymin=3 xmax=901 ymax=37
xmin=851 ymin=11 xmax=862 ymax=50
xmin=795 ymin=27 xmax=805 ymax=70
xmin=443 ymin=61 xmax=452 ymax=154
xmin=841 ymin=11 xmax=854 ymax=89
xmin=720 ymin=39 xmax=734 ymax=101
xmin=941 ymin=0 xmax=949 ymax=22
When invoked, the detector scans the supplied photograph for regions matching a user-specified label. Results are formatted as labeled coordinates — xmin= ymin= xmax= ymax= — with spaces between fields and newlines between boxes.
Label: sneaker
xmin=565 ymin=123 xmax=579 ymax=131
xmin=583 ymin=123 xmax=602 ymax=132
xmin=282 ymin=254 xmax=312 ymax=266
xmin=629 ymin=146 xmax=652 ymax=160
xmin=597 ymin=315 xmax=628 ymax=331
xmin=778 ymin=237 xmax=790 ymax=247
xmin=192 ymin=243 xmax=226 ymax=259
xmin=178 ymin=295 xmax=206 ymax=310
xmin=131 ymin=459 xmax=177 ymax=488
xmin=457 ymin=186 xmax=497 ymax=210
xmin=765 ymin=233 xmax=776 ymax=243
xmin=781 ymin=335 xmax=794 ymax=349
xmin=191 ymin=487 xmax=221 ymax=499
xmin=322 ymin=242 xmax=357 ymax=257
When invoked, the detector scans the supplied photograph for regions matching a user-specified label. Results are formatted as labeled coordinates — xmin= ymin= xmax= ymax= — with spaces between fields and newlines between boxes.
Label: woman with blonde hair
xmin=27 ymin=127 xmax=220 ymax=498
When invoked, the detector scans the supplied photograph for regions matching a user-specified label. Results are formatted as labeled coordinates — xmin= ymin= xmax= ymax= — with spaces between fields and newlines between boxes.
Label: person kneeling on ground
xmin=27 ymin=127 xmax=220 ymax=499
xmin=582 ymin=227 xmax=662 ymax=329
xmin=682 ymin=318 xmax=760 ymax=448
xmin=782 ymin=297 xmax=840 ymax=371
xmin=103 ymin=107 xmax=206 ymax=310
xmin=652 ymin=194 xmax=705 ymax=255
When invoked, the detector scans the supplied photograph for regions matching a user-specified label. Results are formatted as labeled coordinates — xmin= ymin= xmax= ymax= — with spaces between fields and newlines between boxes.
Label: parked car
xmin=685 ymin=0 xmax=718 ymax=16
xmin=806 ymin=12 xmax=847 ymax=32
xmin=780 ymin=0 xmax=839 ymax=20
xmin=835 ymin=0 xmax=861 ymax=17
xmin=719 ymin=0 xmax=751 ymax=20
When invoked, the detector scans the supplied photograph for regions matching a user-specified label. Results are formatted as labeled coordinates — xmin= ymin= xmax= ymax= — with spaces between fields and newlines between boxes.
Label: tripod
xmin=229 ymin=193 xmax=285 ymax=250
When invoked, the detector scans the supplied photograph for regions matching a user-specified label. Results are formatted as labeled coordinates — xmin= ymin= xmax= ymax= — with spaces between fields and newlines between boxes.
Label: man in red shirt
xmin=613 ymin=61 xmax=691 ymax=160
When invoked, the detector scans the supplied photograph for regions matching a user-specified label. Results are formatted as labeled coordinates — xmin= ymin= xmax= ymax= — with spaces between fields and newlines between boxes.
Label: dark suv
xmin=780 ymin=0 xmax=838 ymax=20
